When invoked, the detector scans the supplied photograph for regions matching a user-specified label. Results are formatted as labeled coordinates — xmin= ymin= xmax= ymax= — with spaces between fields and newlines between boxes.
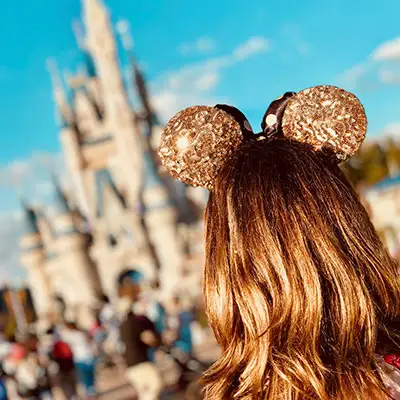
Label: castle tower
xmin=141 ymin=147 xmax=185 ymax=297
xmin=81 ymin=0 xmax=144 ymax=208
xmin=57 ymin=0 xmax=156 ymax=277
xmin=50 ymin=180 xmax=101 ymax=325
xmin=88 ymin=167 xmax=157 ymax=299
xmin=19 ymin=203 xmax=52 ymax=319
xmin=55 ymin=70 xmax=158 ymax=298
xmin=116 ymin=21 xmax=190 ymax=297
xmin=46 ymin=59 xmax=73 ymax=127
xmin=118 ymin=23 xmax=203 ymax=229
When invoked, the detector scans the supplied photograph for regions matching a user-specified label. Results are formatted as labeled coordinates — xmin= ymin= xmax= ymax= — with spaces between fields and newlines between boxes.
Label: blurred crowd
xmin=0 ymin=269 xmax=213 ymax=400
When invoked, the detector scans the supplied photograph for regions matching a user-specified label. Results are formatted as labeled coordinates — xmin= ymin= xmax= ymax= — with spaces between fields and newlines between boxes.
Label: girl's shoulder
xmin=377 ymin=354 xmax=400 ymax=399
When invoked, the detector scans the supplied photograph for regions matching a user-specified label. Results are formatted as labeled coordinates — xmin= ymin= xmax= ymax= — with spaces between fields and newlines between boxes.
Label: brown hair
xmin=202 ymin=138 xmax=400 ymax=399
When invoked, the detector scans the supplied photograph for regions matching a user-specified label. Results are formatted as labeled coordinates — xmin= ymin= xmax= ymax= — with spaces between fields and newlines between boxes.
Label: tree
xmin=342 ymin=140 xmax=397 ymax=188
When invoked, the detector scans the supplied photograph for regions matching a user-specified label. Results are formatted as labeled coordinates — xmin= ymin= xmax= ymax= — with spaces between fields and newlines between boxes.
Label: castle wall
xmin=90 ymin=210 xmax=158 ymax=300
xmin=20 ymin=249 xmax=51 ymax=318
xmin=143 ymin=181 xmax=184 ymax=298
xmin=54 ymin=233 xmax=101 ymax=306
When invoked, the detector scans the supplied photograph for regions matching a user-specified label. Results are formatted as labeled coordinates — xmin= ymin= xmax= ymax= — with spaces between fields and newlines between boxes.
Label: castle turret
xmin=72 ymin=19 xmax=105 ymax=116
xmin=141 ymin=145 xmax=185 ymax=297
xmin=73 ymin=85 xmax=103 ymax=139
xmin=81 ymin=0 xmax=144 ymax=207
xmin=116 ymin=19 xmax=159 ymax=147
xmin=50 ymin=179 xmax=101 ymax=326
xmin=47 ymin=59 xmax=73 ymax=127
xmin=89 ymin=168 xmax=131 ymax=297
xmin=19 ymin=203 xmax=52 ymax=319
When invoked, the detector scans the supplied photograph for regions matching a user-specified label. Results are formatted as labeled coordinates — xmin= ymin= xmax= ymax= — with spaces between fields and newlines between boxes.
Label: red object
xmin=9 ymin=343 xmax=26 ymax=361
xmin=385 ymin=354 xmax=400 ymax=369
xmin=52 ymin=340 xmax=73 ymax=360
xmin=89 ymin=321 xmax=101 ymax=337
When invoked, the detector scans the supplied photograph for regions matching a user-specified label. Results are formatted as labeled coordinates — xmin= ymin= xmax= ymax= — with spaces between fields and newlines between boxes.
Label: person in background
xmin=99 ymin=295 xmax=114 ymax=328
xmin=2 ymin=336 xmax=24 ymax=400
xmin=98 ymin=295 xmax=124 ymax=370
xmin=162 ymin=295 xmax=206 ymax=394
xmin=16 ymin=334 xmax=53 ymax=400
xmin=48 ymin=327 xmax=78 ymax=400
xmin=121 ymin=271 xmax=166 ymax=360
xmin=117 ymin=270 xmax=163 ymax=325
xmin=0 ymin=333 xmax=11 ymax=400
xmin=0 ymin=333 xmax=11 ymax=363
xmin=61 ymin=320 xmax=96 ymax=399
xmin=163 ymin=295 xmax=194 ymax=357
xmin=117 ymin=269 xmax=163 ymax=400
xmin=0 ymin=365 xmax=8 ymax=400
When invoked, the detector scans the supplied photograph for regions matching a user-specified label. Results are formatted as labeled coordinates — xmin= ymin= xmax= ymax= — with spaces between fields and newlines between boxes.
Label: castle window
xmin=108 ymin=233 xmax=118 ymax=247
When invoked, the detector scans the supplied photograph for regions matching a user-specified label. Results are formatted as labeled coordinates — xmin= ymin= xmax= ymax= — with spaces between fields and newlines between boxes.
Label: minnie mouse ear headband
xmin=158 ymin=85 xmax=367 ymax=190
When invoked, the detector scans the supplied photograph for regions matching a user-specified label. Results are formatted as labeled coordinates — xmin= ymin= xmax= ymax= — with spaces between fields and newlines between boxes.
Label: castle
xmin=18 ymin=0 xmax=206 ymax=327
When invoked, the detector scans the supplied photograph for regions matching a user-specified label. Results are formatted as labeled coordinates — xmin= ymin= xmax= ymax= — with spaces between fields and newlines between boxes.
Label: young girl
xmin=158 ymin=86 xmax=400 ymax=399
xmin=162 ymin=295 xmax=193 ymax=357
xmin=61 ymin=321 xmax=96 ymax=399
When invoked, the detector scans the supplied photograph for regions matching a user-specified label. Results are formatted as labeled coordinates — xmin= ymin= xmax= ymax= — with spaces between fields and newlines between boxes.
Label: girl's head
xmin=159 ymin=85 xmax=400 ymax=399
xmin=205 ymin=138 xmax=400 ymax=398
xmin=117 ymin=269 xmax=144 ymax=302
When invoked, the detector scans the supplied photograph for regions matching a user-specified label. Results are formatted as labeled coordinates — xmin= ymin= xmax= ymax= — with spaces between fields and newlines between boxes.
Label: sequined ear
xmin=281 ymin=85 xmax=367 ymax=162
xmin=158 ymin=106 xmax=245 ymax=190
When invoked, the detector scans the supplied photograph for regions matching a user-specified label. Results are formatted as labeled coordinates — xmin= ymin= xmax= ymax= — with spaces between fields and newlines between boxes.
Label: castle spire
xmin=81 ymin=0 xmax=114 ymax=53
xmin=81 ymin=0 xmax=107 ymax=18
xmin=46 ymin=58 xmax=72 ymax=127
xmin=21 ymin=200 xmax=41 ymax=235
xmin=80 ymin=0 xmax=145 ymax=209
xmin=51 ymin=175 xmax=70 ymax=215
xmin=116 ymin=19 xmax=153 ymax=121
xmin=72 ymin=19 xmax=97 ymax=78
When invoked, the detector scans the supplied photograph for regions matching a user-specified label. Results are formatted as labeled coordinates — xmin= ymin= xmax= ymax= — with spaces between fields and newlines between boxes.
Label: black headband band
xmin=260 ymin=92 xmax=296 ymax=139
xmin=215 ymin=104 xmax=254 ymax=141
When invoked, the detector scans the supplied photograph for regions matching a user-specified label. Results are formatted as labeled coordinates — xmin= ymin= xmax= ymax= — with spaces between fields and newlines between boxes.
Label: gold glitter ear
xmin=158 ymin=106 xmax=244 ymax=190
xmin=281 ymin=85 xmax=367 ymax=162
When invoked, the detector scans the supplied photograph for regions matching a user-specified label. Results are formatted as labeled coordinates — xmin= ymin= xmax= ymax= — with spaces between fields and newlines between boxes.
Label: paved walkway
xmin=95 ymin=336 xmax=220 ymax=399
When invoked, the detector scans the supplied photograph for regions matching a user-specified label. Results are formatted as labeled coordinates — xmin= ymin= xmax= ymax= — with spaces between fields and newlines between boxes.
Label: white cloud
xmin=8 ymin=161 xmax=31 ymax=185
xmin=279 ymin=24 xmax=311 ymax=58
xmin=34 ymin=181 xmax=54 ymax=197
xmin=0 ymin=152 xmax=64 ymax=184
xmin=154 ymin=36 xmax=270 ymax=121
xmin=372 ymin=37 xmax=400 ymax=61
xmin=233 ymin=36 xmax=270 ymax=60
xmin=178 ymin=37 xmax=215 ymax=56
xmin=152 ymin=88 xmax=221 ymax=124
xmin=193 ymin=71 xmax=219 ymax=91
xmin=339 ymin=63 xmax=367 ymax=89
xmin=383 ymin=123 xmax=400 ymax=140
xmin=0 ymin=151 xmax=81 ymax=285
xmin=340 ymin=37 xmax=400 ymax=90
xmin=0 ymin=152 xmax=68 ymax=205
xmin=379 ymin=68 xmax=400 ymax=84
xmin=196 ymin=37 xmax=215 ymax=53
xmin=0 ymin=212 xmax=27 ymax=285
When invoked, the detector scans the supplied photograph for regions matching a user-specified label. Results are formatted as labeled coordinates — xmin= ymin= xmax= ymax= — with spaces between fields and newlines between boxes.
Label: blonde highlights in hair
xmin=202 ymin=139 xmax=400 ymax=399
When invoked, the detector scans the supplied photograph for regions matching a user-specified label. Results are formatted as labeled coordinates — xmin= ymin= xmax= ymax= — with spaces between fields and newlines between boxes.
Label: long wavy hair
xmin=202 ymin=138 xmax=400 ymax=399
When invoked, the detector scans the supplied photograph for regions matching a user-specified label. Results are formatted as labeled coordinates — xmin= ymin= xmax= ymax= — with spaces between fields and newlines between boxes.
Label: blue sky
xmin=1 ymin=0 xmax=400 ymax=281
